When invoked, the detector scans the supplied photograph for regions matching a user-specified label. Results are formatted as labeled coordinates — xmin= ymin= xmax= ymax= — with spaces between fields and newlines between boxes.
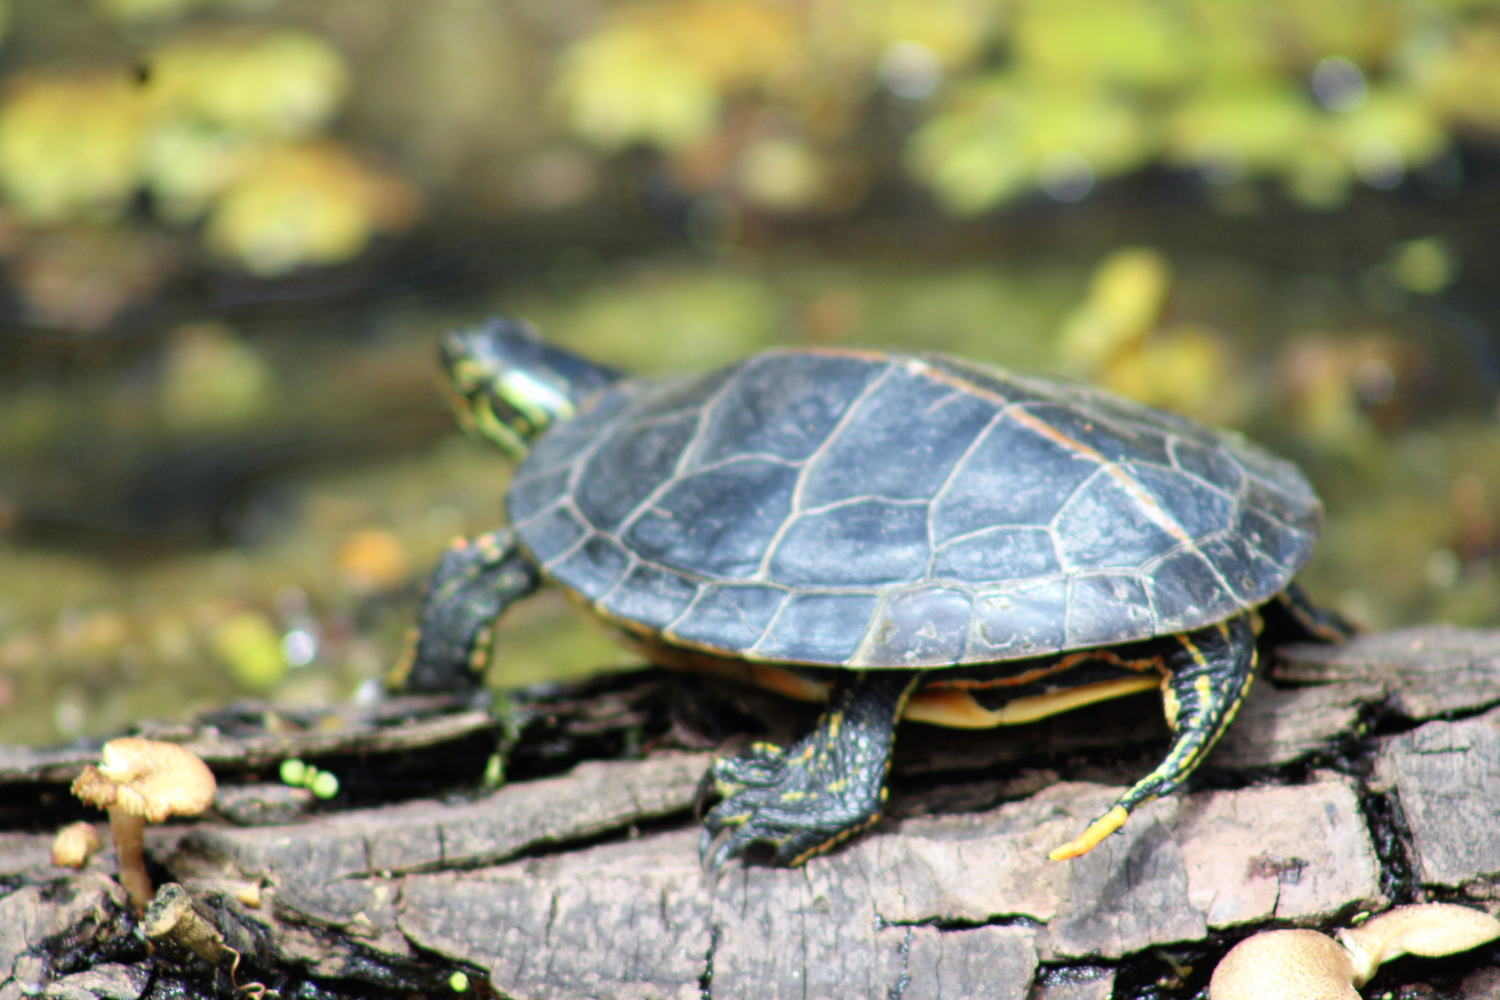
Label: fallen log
xmin=6 ymin=625 xmax=1500 ymax=999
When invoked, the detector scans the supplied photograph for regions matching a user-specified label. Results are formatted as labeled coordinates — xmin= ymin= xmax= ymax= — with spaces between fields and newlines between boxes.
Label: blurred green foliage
xmin=550 ymin=0 xmax=1499 ymax=212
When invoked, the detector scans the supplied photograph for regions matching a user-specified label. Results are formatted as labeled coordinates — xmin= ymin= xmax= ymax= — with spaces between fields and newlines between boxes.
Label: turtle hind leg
xmin=1262 ymin=581 xmax=1356 ymax=644
xmin=385 ymin=527 xmax=541 ymax=693
xmin=1050 ymin=615 xmax=1257 ymax=861
xmin=700 ymin=670 xmax=921 ymax=871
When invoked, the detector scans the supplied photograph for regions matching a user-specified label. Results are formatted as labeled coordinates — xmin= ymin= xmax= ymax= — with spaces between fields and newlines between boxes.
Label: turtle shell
xmin=506 ymin=348 xmax=1320 ymax=669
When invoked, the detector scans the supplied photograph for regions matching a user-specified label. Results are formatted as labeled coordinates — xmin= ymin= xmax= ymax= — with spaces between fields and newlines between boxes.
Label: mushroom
xmin=1210 ymin=929 xmax=1358 ymax=1000
xmin=1338 ymin=903 xmax=1500 ymax=986
xmin=1210 ymin=904 xmax=1500 ymax=999
xmin=70 ymin=737 xmax=217 ymax=912
xmin=51 ymin=821 xmax=102 ymax=869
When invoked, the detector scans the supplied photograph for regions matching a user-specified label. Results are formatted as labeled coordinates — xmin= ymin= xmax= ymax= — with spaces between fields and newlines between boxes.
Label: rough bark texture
xmin=8 ymin=625 xmax=1500 ymax=998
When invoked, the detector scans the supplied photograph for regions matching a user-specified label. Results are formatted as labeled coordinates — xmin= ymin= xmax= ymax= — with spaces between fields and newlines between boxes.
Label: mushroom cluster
xmin=1211 ymin=904 xmax=1500 ymax=998
xmin=70 ymin=737 xmax=216 ymax=912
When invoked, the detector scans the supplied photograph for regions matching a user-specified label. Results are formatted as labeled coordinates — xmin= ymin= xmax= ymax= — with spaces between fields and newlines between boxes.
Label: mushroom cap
xmin=71 ymin=737 xmax=217 ymax=823
xmin=51 ymin=821 xmax=103 ymax=868
xmin=1210 ymin=930 xmax=1358 ymax=1000
xmin=1338 ymin=903 xmax=1500 ymax=985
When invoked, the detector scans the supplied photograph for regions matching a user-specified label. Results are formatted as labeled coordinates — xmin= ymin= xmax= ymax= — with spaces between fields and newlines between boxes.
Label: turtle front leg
xmin=701 ymin=669 xmax=921 ymax=871
xmin=385 ymin=527 xmax=541 ymax=693
xmin=1050 ymin=614 xmax=1257 ymax=860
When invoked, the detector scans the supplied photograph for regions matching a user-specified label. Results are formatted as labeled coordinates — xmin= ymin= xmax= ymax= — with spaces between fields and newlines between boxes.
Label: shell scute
xmin=576 ymin=413 xmax=697 ymax=531
xmin=1199 ymin=533 xmax=1285 ymax=604
xmin=508 ymin=468 xmax=570 ymax=524
xmin=972 ymin=579 xmax=1069 ymax=659
xmin=768 ymin=499 xmax=929 ymax=587
xmin=1169 ymin=437 xmax=1246 ymax=495
xmin=625 ymin=458 xmax=797 ymax=579
xmin=1128 ymin=464 xmax=1235 ymax=539
xmin=931 ymin=525 xmax=1059 ymax=584
xmin=550 ymin=534 xmax=630 ymax=601
xmin=1146 ymin=550 xmax=1233 ymax=631
xmin=856 ymin=584 xmax=973 ymax=667
xmin=1021 ymin=401 xmax=1174 ymax=467
xmin=668 ymin=583 xmax=787 ymax=650
xmin=1240 ymin=476 xmax=1317 ymax=532
xmin=929 ymin=416 xmax=1096 ymax=544
xmin=691 ymin=352 xmax=884 ymax=467
xmin=1052 ymin=473 xmax=1183 ymax=572
xmin=1237 ymin=506 xmax=1314 ymax=567
xmin=799 ymin=367 xmax=997 ymax=507
xmin=518 ymin=505 xmax=586 ymax=560
xmin=1066 ymin=574 xmax=1156 ymax=647
xmin=599 ymin=563 xmax=699 ymax=631
xmin=752 ymin=592 xmax=877 ymax=663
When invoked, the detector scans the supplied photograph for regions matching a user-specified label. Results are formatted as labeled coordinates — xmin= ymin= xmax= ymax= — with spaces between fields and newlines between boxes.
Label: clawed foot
xmin=698 ymin=739 xmax=882 ymax=872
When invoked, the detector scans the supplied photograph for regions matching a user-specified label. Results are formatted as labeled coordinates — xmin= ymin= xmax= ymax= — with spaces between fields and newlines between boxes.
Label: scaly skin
xmin=386 ymin=528 xmax=541 ymax=693
xmin=701 ymin=670 xmax=920 ymax=870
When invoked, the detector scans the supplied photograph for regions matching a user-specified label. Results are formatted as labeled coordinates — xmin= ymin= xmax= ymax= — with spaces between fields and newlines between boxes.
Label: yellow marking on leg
xmin=1175 ymin=633 xmax=1210 ymax=669
xmin=903 ymin=675 xmax=1160 ymax=728
xmin=1194 ymin=675 xmax=1212 ymax=701
xmin=1161 ymin=686 xmax=1180 ymax=730
xmin=827 ymin=711 xmax=842 ymax=741
xmin=1049 ymin=805 xmax=1130 ymax=861
xmin=786 ymin=809 xmax=883 ymax=867
xmin=467 ymin=625 xmax=492 ymax=673
xmin=779 ymin=791 xmax=806 ymax=802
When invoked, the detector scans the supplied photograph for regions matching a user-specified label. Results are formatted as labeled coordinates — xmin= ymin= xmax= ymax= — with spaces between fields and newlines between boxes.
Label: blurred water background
xmin=2 ymin=0 xmax=1499 ymax=747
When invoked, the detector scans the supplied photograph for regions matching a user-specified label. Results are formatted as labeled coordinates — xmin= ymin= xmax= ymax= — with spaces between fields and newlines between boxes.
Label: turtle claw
xmin=696 ymin=672 xmax=919 ymax=871
xmin=697 ymin=741 xmax=881 ymax=871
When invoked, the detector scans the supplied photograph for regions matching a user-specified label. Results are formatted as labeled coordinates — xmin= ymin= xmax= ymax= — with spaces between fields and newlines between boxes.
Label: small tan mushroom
xmin=1210 ymin=904 xmax=1500 ymax=998
xmin=1338 ymin=903 xmax=1500 ymax=986
xmin=1210 ymin=929 xmax=1358 ymax=1000
xmin=70 ymin=737 xmax=217 ymax=912
xmin=50 ymin=821 xmax=102 ymax=869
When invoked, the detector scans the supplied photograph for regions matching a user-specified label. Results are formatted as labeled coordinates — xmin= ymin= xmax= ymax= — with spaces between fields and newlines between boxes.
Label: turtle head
xmin=440 ymin=318 xmax=623 ymax=460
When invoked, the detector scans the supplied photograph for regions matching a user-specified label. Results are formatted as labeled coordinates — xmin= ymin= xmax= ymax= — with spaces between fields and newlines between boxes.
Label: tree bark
xmin=7 ymin=625 xmax=1500 ymax=999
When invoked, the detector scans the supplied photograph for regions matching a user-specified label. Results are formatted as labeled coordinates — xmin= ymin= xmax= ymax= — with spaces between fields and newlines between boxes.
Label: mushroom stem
xmin=108 ymin=805 xmax=153 ymax=912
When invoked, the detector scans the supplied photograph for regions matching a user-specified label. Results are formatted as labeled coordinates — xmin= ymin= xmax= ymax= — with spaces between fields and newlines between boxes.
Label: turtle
xmin=387 ymin=318 xmax=1350 ymax=870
